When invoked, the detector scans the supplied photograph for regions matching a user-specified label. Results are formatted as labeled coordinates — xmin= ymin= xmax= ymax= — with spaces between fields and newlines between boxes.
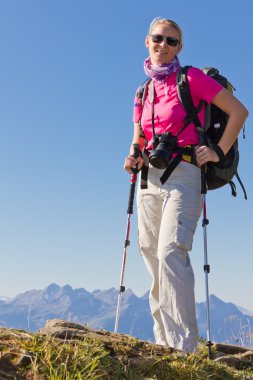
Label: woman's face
xmin=146 ymin=23 xmax=182 ymax=65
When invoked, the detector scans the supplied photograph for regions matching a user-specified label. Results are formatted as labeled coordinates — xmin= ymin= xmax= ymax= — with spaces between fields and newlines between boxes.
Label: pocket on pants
xmin=174 ymin=221 xmax=194 ymax=252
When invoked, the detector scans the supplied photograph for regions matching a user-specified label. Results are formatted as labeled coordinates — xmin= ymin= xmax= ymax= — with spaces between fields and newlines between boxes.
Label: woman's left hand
xmin=195 ymin=145 xmax=219 ymax=167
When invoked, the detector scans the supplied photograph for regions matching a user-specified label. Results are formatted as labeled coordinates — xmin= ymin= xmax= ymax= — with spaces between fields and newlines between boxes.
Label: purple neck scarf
xmin=144 ymin=56 xmax=181 ymax=81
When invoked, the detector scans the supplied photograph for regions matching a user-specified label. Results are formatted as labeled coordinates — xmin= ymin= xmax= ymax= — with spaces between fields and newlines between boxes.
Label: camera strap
xmin=148 ymin=80 xmax=183 ymax=185
xmin=149 ymin=80 xmax=157 ymax=147
xmin=149 ymin=79 xmax=188 ymax=144
xmin=159 ymin=152 xmax=182 ymax=185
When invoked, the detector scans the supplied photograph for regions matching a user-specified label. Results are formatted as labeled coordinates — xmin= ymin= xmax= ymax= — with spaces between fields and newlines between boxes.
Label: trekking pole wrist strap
xmin=131 ymin=146 xmax=143 ymax=157
xmin=130 ymin=143 xmax=142 ymax=174
xmin=213 ymin=144 xmax=226 ymax=163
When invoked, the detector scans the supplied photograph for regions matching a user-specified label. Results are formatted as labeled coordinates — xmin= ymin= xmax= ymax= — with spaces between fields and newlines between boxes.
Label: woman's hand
xmin=124 ymin=155 xmax=144 ymax=174
xmin=195 ymin=145 xmax=219 ymax=167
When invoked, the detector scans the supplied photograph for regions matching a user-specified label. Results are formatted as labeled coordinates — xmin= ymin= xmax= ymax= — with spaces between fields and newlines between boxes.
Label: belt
xmin=145 ymin=144 xmax=197 ymax=165
xmin=141 ymin=144 xmax=197 ymax=189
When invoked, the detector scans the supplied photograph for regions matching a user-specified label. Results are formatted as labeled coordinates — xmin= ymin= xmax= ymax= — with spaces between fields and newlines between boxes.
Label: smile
xmin=155 ymin=50 xmax=168 ymax=54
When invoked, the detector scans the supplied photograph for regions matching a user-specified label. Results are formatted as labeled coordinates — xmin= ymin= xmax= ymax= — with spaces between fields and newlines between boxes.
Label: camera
xmin=149 ymin=132 xmax=178 ymax=169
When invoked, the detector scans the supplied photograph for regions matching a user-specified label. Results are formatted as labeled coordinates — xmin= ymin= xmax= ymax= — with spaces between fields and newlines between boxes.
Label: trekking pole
xmin=114 ymin=144 xmax=140 ymax=333
xmin=198 ymin=128 xmax=212 ymax=359
xmin=202 ymin=190 xmax=212 ymax=359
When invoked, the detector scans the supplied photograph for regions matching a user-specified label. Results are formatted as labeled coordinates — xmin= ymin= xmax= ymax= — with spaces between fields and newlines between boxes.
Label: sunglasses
xmin=150 ymin=34 xmax=180 ymax=47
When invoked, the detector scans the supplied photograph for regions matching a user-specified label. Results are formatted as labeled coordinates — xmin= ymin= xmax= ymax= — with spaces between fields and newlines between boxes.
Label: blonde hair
xmin=148 ymin=17 xmax=183 ymax=44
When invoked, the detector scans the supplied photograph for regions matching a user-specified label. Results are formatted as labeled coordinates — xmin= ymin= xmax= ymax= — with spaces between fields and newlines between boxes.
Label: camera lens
xmin=149 ymin=133 xmax=177 ymax=169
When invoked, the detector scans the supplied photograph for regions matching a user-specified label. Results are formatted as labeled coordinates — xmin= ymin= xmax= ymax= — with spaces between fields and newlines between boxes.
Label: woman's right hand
xmin=124 ymin=155 xmax=144 ymax=174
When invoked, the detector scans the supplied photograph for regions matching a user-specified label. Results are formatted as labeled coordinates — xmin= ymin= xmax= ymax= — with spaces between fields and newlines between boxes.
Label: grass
xmin=0 ymin=327 xmax=252 ymax=379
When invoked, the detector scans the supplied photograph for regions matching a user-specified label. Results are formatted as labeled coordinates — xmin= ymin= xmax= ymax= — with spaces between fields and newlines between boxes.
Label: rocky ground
xmin=0 ymin=319 xmax=252 ymax=379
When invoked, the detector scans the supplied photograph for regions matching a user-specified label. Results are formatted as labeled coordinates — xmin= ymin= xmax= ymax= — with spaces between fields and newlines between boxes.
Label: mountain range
xmin=0 ymin=283 xmax=252 ymax=348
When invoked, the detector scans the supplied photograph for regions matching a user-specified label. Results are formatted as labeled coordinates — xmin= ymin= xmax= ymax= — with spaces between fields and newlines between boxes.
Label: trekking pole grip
xmin=197 ymin=127 xmax=207 ymax=195
xmin=127 ymin=174 xmax=137 ymax=214
xmin=127 ymin=144 xmax=140 ymax=214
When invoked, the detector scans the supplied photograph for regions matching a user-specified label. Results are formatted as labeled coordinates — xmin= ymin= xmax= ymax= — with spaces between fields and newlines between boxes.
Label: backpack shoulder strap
xmin=137 ymin=78 xmax=152 ymax=105
xmin=177 ymin=66 xmax=206 ymax=146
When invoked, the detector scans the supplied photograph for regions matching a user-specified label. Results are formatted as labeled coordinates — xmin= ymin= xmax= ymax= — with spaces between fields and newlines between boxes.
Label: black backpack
xmin=177 ymin=66 xmax=247 ymax=199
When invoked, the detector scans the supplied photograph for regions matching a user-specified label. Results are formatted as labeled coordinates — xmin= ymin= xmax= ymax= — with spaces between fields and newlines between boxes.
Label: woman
xmin=124 ymin=17 xmax=248 ymax=352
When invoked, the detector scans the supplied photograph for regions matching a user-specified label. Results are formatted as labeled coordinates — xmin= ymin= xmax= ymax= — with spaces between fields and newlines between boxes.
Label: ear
xmin=145 ymin=36 xmax=150 ymax=49
xmin=177 ymin=43 xmax=182 ymax=55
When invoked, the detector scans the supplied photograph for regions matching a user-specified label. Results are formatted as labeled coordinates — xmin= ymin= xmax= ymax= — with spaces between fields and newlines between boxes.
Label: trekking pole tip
xmin=206 ymin=340 xmax=213 ymax=359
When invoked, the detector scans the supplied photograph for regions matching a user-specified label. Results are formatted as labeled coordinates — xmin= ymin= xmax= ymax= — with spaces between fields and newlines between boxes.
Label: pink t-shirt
xmin=133 ymin=67 xmax=223 ymax=150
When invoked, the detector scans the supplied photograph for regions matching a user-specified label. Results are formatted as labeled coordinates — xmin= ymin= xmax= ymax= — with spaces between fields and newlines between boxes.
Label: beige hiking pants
xmin=137 ymin=161 xmax=202 ymax=352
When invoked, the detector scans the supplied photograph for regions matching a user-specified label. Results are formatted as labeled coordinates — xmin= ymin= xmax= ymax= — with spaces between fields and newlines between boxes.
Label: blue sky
xmin=0 ymin=0 xmax=252 ymax=311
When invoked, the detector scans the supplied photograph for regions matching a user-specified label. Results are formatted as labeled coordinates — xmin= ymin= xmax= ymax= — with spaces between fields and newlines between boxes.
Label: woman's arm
xmin=211 ymin=88 xmax=248 ymax=154
xmin=196 ymin=88 xmax=249 ymax=167
xmin=124 ymin=122 xmax=144 ymax=173
xmin=130 ymin=123 xmax=145 ymax=154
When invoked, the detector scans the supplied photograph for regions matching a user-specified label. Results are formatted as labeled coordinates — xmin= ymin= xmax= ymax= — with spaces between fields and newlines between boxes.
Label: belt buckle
xmin=182 ymin=145 xmax=192 ymax=163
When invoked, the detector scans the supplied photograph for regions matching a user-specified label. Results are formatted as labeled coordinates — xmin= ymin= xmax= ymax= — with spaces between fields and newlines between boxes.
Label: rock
xmin=214 ymin=355 xmax=253 ymax=370
xmin=214 ymin=342 xmax=251 ymax=355
xmin=38 ymin=318 xmax=89 ymax=339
